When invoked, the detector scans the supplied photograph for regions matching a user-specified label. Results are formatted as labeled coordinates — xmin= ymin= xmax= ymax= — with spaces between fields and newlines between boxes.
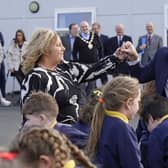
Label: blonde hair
xmin=10 ymin=126 xmax=96 ymax=168
xmin=87 ymin=76 xmax=140 ymax=157
xmin=22 ymin=28 xmax=60 ymax=75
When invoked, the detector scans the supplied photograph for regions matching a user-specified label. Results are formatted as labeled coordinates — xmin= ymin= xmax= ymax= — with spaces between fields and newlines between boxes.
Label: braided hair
xmin=10 ymin=126 xmax=96 ymax=168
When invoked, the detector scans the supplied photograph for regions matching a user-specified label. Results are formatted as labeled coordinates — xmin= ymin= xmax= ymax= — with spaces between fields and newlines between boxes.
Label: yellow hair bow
xmin=64 ymin=160 xmax=76 ymax=168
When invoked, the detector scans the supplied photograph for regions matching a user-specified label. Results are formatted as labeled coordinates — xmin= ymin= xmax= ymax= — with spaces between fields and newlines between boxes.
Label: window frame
xmin=164 ymin=4 xmax=168 ymax=46
xmin=54 ymin=7 xmax=96 ymax=32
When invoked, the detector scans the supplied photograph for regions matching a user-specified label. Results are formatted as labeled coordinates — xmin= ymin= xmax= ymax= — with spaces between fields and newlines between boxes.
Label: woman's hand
xmin=120 ymin=42 xmax=139 ymax=61
xmin=114 ymin=42 xmax=139 ymax=62
xmin=114 ymin=48 xmax=127 ymax=62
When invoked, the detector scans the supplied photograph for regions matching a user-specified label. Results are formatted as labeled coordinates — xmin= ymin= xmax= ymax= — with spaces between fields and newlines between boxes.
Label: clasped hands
xmin=114 ymin=41 xmax=139 ymax=62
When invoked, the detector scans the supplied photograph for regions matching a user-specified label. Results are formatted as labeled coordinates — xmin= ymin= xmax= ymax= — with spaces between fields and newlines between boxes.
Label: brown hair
xmin=79 ymin=88 xmax=102 ymax=126
xmin=15 ymin=29 xmax=26 ymax=43
xmin=10 ymin=126 xmax=96 ymax=168
xmin=22 ymin=91 xmax=58 ymax=120
xmin=87 ymin=76 xmax=140 ymax=157
xmin=92 ymin=22 xmax=101 ymax=29
xmin=142 ymin=80 xmax=156 ymax=98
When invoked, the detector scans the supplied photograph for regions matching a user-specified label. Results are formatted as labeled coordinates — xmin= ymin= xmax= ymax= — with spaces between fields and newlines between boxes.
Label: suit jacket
xmin=105 ymin=35 xmax=133 ymax=55
xmin=72 ymin=32 xmax=103 ymax=63
xmin=99 ymin=34 xmax=109 ymax=57
xmin=136 ymin=34 xmax=163 ymax=65
xmin=61 ymin=34 xmax=72 ymax=61
xmin=128 ymin=47 xmax=168 ymax=96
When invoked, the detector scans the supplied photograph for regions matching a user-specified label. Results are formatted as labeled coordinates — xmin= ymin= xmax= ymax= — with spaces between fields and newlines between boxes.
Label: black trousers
xmin=0 ymin=61 xmax=6 ymax=97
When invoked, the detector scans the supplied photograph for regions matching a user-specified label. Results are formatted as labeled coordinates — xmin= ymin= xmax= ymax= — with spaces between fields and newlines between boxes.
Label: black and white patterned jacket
xmin=21 ymin=55 xmax=118 ymax=124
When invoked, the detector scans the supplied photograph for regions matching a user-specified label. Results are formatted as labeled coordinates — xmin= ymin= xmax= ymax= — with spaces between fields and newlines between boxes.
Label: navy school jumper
xmin=96 ymin=111 xmax=143 ymax=168
xmin=147 ymin=115 xmax=168 ymax=168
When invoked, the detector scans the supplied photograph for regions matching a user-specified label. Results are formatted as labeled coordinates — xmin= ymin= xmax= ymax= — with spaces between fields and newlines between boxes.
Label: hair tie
xmin=0 ymin=152 xmax=17 ymax=160
xmin=98 ymin=97 xmax=104 ymax=104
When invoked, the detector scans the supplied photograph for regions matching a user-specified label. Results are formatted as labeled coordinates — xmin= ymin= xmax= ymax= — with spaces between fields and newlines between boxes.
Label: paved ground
xmin=0 ymin=105 xmax=21 ymax=147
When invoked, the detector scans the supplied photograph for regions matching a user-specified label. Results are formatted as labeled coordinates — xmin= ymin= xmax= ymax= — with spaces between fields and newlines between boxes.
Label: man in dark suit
xmin=61 ymin=23 xmax=79 ymax=61
xmin=92 ymin=22 xmax=109 ymax=84
xmin=73 ymin=21 xmax=103 ymax=64
xmin=92 ymin=22 xmax=109 ymax=56
xmin=72 ymin=21 xmax=103 ymax=104
xmin=105 ymin=24 xmax=133 ymax=55
xmin=104 ymin=24 xmax=132 ymax=76
xmin=119 ymin=42 xmax=168 ymax=97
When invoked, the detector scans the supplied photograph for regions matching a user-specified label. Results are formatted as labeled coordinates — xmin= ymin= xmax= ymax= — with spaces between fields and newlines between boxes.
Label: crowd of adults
xmin=1 ymin=20 xmax=168 ymax=168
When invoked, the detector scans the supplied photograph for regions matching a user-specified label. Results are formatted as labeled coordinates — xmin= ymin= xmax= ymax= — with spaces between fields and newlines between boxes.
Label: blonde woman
xmin=21 ymin=28 xmax=121 ymax=124
xmin=88 ymin=76 xmax=143 ymax=168
xmin=10 ymin=126 xmax=96 ymax=168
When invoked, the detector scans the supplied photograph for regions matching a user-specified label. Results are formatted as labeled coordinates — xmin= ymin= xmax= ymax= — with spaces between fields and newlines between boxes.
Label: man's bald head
xmin=146 ymin=22 xmax=154 ymax=34
xmin=115 ymin=24 xmax=125 ymax=36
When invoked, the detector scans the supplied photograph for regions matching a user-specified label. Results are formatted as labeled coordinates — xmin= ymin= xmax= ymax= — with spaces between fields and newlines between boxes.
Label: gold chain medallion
xmin=78 ymin=32 xmax=94 ymax=50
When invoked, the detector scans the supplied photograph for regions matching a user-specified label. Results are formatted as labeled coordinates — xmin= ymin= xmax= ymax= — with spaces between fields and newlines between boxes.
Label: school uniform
xmin=73 ymin=121 xmax=90 ymax=135
xmin=139 ymin=123 xmax=150 ymax=168
xmin=96 ymin=111 xmax=143 ymax=168
xmin=54 ymin=123 xmax=88 ymax=149
xmin=147 ymin=115 xmax=168 ymax=168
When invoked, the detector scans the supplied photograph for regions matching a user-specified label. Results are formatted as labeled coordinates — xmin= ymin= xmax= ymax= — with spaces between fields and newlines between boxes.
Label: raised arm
xmin=120 ymin=41 xmax=155 ymax=83
xmin=65 ymin=55 xmax=118 ymax=83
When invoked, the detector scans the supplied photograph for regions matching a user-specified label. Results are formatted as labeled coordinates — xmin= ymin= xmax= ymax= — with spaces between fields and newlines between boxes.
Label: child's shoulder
xmin=151 ymin=119 xmax=168 ymax=140
xmin=104 ymin=116 xmax=133 ymax=134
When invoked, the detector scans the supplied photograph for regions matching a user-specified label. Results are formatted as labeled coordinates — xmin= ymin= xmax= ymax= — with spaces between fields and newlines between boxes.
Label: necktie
xmin=148 ymin=35 xmax=152 ymax=45
xmin=118 ymin=36 xmax=122 ymax=47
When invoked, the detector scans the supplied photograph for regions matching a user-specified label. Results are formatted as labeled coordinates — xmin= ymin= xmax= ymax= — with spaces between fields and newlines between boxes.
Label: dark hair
xmin=92 ymin=22 xmax=101 ymax=29
xmin=68 ymin=23 xmax=77 ymax=31
xmin=14 ymin=29 xmax=26 ymax=43
xmin=141 ymin=94 xmax=168 ymax=123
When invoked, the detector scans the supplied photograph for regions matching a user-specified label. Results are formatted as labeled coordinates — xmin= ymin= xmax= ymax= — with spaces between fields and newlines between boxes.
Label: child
xmin=140 ymin=94 xmax=168 ymax=168
xmin=10 ymin=126 xmax=96 ymax=168
xmin=22 ymin=91 xmax=88 ymax=149
xmin=74 ymin=88 xmax=103 ymax=135
xmin=88 ymin=76 xmax=143 ymax=168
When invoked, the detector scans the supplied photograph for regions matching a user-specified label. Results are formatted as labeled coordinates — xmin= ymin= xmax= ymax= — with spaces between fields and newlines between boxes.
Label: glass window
xmin=54 ymin=7 xmax=96 ymax=32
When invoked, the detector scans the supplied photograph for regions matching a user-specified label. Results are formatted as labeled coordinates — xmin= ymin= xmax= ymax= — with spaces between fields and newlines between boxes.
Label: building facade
xmin=0 ymin=0 xmax=168 ymax=92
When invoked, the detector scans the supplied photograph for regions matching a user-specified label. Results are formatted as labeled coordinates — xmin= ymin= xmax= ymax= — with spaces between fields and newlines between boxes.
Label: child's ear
xmin=125 ymin=98 xmax=134 ymax=109
xmin=39 ymin=114 xmax=48 ymax=125
xmin=39 ymin=155 xmax=53 ymax=168
xmin=148 ymin=114 xmax=154 ymax=123
xmin=39 ymin=114 xmax=47 ymax=121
